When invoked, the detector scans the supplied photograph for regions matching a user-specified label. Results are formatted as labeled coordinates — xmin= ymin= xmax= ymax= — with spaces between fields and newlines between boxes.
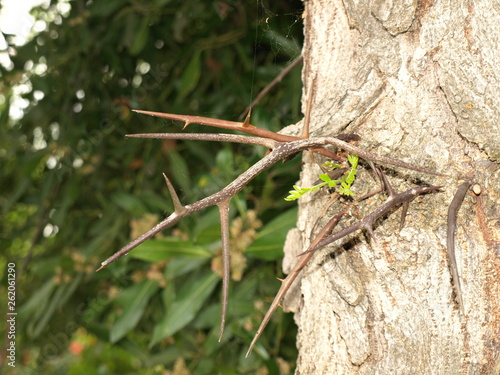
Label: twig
xmin=126 ymin=132 xmax=276 ymax=148
xmin=238 ymin=55 xmax=303 ymax=120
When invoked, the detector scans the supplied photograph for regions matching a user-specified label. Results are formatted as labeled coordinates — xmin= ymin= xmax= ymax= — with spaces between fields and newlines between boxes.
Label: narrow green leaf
xmin=245 ymin=207 xmax=298 ymax=260
xmin=129 ymin=17 xmax=150 ymax=55
xmin=111 ymin=192 xmax=146 ymax=216
xmin=18 ymin=278 xmax=55 ymax=316
xmin=150 ymin=271 xmax=219 ymax=345
xmin=178 ymin=51 xmax=201 ymax=99
xmin=164 ymin=257 xmax=208 ymax=280
xmin=90 ymin=0 xmax=123 ymax=17
xmin=193 ymin=206 xmax=224 ymax=243
xmin=166 ymin=151 xmax=191 ymax=195
xmin=130 ymin=237 xmax=212 ymax=262
xmin=30 ymin=282 xmax=69 ymax=338
xmin=110 ymin=280 xmax=159 ymax=343
xmin=215 ymin=147 xmax=234 ymax=174
xmin=284 ymin=185 xmax=310 ymax=201
xmin=347 ymin=154 xmax=359 ymax=167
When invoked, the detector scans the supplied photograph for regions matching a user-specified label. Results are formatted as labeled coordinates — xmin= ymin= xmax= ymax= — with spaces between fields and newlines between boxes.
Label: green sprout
xmin=284 ymin=154 xmax=359 ymax=201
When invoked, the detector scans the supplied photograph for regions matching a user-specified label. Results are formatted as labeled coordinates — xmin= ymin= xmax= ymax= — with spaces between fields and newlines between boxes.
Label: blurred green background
xmin=0 ymin=1 xmax=304 ymax=374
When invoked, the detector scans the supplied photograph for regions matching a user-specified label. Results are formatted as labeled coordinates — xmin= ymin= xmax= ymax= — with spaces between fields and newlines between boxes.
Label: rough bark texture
xmin=281 ymin=0 xmax=500 ymax=373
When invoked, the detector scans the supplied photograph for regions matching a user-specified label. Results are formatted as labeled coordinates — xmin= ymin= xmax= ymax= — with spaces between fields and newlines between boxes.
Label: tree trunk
xmin=282 ymin=0 xmax=500 ymax=373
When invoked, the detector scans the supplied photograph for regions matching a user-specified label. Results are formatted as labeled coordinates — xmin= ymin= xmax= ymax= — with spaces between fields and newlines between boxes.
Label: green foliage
xmin=285 ymin=154 xmax=359 ymax=201
xmin=0 ymin=0 xmax=303 ymax=373
xmin=245 ymin=207 xmax=298 ymax=260
xmin=110 ymin=280 xmax=160 ymax=343
xmin=150 ymin=271 xmax=219 ymax=345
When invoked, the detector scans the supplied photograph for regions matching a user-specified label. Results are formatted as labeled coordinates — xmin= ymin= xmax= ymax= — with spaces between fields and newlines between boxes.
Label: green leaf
xmin=130 ymin=237 xmax=212 ymax=262
xmin=215 ymin=147 xmax=234 ymax=174
xmin=111 ymin=192 xmax=146 ymax=216
xmin=193 ymin=206 xmax=225 ymax=243
xmin=245 ymin=207 xmax=298 ymax=260
xmin=129 ymin=17 xmax=150 ymax=55
xmin=284 ymin=185 xmax=310 ymax=201
xmin=319 ymin=173 xmax=331 ymax=183
xmin=89 ymin=0 xmax=124 ymax=17
xmin=164 ymin=257 xmax=208 ymax=280
xmin=110 ymin=280 xmax=159 ymax=343
xmin=347 ymin=154 xmax=359 ymax=167
xmin=323 ymin=161 xmax=342 ymax=170
xmin=150 ymin=271 xmax=219 ymax=345
xmin=18 ymin=278 xmax=55 ymax=316
xmin=178 ymin=51 xmax=201 ymax=99
xmin=166 ymin=151 xmax=191 ymax=196
xmin=29 ymin=281 xmax=72 ymax=338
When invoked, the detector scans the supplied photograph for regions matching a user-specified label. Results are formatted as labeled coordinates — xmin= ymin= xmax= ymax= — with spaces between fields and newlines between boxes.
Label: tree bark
xmin=282 ymin=0 xmax=500 ymax=373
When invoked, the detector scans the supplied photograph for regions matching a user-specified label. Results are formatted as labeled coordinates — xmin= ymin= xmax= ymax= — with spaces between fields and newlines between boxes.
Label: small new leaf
xmin=284 ymin=185 xmax=312 ymax=201
xmin=347 ymin=154 xmax=359 ymax=168
xmin=285 ymin=154 xmax=359 ymax=200
xmin=323 ymin=161 xmax=343 ymax=170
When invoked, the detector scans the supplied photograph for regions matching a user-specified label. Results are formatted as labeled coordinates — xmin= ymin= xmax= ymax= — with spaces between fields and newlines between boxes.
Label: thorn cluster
xmin=99 ymin=104 xmax=444 ymax=355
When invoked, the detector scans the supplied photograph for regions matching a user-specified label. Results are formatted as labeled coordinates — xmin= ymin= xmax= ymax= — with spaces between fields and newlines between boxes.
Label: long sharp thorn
xmin=131 ymin=109 xmax=347 ymax=161
xmin=125 ymin=133 xmax=277 ymax=148
xmin=217 ymin=199 xmax=231 ymax=341
xmin=399 ymin=201 xmax=410 ymax=231
xmin=447 ymin=182 xmax=471 ymax=315
xmin=379 ymin=169 xmax=395 ymax=198
xmin=246 ymin=208 xmax=347 ymax=357
xmin=323 ymin=136 xmax=446 ymax=177
xmin=365 ymin=224 xmax=377 ymax=243
xmin=163 ymin=173 xmax=186 ymax=215
xmin=304 ymin=185 xmax=443 ymax=256
xmin=368 ymin=162 xmax=385 ymax=192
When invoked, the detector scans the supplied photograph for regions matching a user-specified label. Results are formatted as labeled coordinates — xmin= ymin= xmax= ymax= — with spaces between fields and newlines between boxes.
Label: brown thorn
xmin=447 ymin=181 xmax=471 ymax=315
xmin=217 ymin=199 xmax=232 ymax=341
xmin=126 ymin=132 xmax=277 ymax=149
xmin=132 ymin=108 xmax=345 ymax=161
xmin=378 ymin=169 xmax=395 ymax=197
xmin=399 ymin=201 xmax=410 ymax=231
xmin=242 ymin=110 xmax=251 ymax=127
xmin=322 ymin=136 xmax=445 ymax=177
xmin=246 ymin=207 xmax=347 ymax=357
xmin=365 ymin=224 xmax=377 ymax=242
xmin=301 ymin=184 xmax=443 ymax=256
xmin=163 ymin=173 xmax=186 ymax=215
